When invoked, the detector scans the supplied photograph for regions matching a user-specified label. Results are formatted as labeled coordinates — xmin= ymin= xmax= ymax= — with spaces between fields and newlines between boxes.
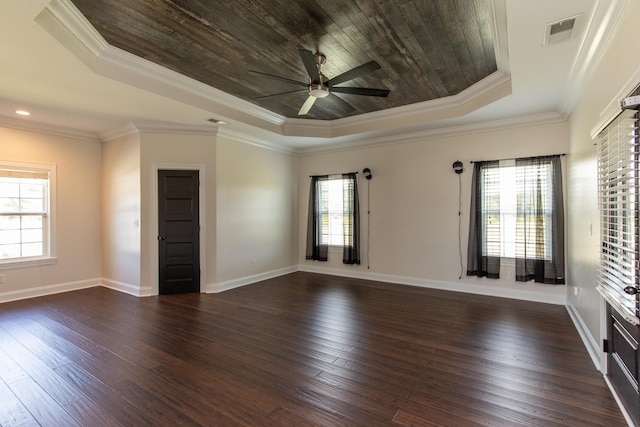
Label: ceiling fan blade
xmin=299 ymin=49 xmax=320 ymax=82
xmin=327 ymin=93 xmax=355 ymax=113
xmin=248 ymin=70 xmax=307 ymax=87
xmin=331 ymin=87 xmax=390 ymax=97
xmin=298 ymin=95 xmax=317 ymax=115
xmin=255 ymin=89 xmax=306 ymax=99
xmin=328 ymin=61 xmax=381 ymax=86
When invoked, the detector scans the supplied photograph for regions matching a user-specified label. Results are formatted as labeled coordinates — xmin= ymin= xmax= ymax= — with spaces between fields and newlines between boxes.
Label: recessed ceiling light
xmin=15 ymin=110 xmax=31 ymax=116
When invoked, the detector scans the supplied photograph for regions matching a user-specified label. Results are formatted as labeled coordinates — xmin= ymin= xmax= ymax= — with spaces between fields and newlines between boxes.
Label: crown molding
xmin=100 ymin=120 xmax=220 ymax=142
xmin=558 ymin=0 xmax=631 ymax=116
xmin=280 ymin=71 xmax=511 ymax=139
xmin=297 ymin=111 xmax=567 ymax=155
xmin=0 ymin=115 xmax=99 ymax=142
xmin=217 ymin=127 xmax=297 ymax=155
xmin=591 ymin=63 xmax=640 ymax=139
xmin=335 ymin=71 xmax=511 ymax=138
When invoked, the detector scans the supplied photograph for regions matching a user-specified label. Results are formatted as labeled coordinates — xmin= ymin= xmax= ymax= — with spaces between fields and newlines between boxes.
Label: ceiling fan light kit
xmin=309 ymin=84 xmax=329 ymax=98
xmin=250 ymin=48 xmax=390 ymax=116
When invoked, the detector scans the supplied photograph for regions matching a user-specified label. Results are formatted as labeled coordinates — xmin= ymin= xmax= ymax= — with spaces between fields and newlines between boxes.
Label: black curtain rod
xmin=469 ymin=153 xmax=566 ymax=164
xmin=309 ymin=171 xmax=359 ymax=177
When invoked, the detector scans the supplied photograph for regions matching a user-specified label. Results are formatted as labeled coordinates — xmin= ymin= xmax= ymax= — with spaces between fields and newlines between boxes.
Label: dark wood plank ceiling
xmin=70 ymin=0 xmax=497 ymax=120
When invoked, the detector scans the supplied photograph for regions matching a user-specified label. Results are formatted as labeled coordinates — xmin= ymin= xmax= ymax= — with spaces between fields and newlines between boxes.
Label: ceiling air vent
xmin=544 ymin=15 xmax=580 ymax=46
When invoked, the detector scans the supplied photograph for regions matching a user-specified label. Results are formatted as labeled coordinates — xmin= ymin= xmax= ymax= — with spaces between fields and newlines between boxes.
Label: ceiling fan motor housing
xmin=309 ymin=73 xmax=329 ymax=98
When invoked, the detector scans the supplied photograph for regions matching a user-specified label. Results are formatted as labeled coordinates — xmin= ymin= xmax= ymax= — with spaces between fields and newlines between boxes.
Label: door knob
xmin=623 ymin=286 xmax=639 ymax=295
xmin=157 ymin=236 xmax=166 ymax=241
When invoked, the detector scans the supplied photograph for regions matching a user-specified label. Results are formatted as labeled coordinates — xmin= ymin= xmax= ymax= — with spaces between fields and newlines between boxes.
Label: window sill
xmin=0 ymin=256 xmax=57 ymax=270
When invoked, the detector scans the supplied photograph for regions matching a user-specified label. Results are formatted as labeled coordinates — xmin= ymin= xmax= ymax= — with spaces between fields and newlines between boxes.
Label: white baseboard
xmin=207 ymin=266 xmax=297 ymax=293
xmin=101 ymin=278 xmax=152 ymax=297
xmin=297 ymin=265 xmax=566 ymax=305
xmin=566 ymin=302 xmax=602 ymax=371
xmin=0 ymin=278 xmax=101 ymax=303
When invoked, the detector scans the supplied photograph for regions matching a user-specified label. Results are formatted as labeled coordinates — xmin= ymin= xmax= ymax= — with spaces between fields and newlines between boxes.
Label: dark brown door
xmin=606 ymin=303 xmax=640 ymax=426
xmin=158 ymin=170 xmax=200 ymax=294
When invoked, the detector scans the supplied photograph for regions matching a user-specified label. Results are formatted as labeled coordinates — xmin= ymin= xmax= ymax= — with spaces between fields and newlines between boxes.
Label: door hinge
xmin=603 ymin=339 xmax=609 ymax=353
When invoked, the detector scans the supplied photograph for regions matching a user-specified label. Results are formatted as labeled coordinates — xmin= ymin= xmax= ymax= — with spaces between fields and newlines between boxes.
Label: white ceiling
xmin=0 ymin=0 xmax=630 ymax=152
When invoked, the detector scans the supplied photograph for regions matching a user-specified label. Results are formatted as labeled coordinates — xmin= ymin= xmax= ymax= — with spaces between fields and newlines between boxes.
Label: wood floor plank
xmin=0 ymin=378 xmax=39 ymax=427
xmin=8 ymin=377 xmax=80 ymax=427
xmin=62 ymin=398 xmax=122 ymax=427
xmin=0 ymin=328 xmax=89 ymax=408
xmin=0 ymin=272 xmax=627 ymax=426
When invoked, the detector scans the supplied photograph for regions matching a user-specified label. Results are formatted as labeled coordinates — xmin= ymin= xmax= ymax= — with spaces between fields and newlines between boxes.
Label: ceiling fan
xmin=249 ymin=49 xmax=390 ymax=116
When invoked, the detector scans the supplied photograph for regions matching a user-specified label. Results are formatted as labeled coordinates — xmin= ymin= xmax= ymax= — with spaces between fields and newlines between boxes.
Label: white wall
xmin=299 ymin=122 xmax=569 ymax=304
xmin=0 ymin=127 xmax=101 ymax=300
xmin=216 ymin=136 xmax=297 ymax=290
xmin=101 ymin=133 xmax=141 ymax=292
xmin=566 ymin=1 xmax=640 ymax=367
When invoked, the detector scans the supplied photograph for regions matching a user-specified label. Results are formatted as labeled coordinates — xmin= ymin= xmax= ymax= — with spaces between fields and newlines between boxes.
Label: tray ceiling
xmin=69 ymin=0 xmax=498 ymax=120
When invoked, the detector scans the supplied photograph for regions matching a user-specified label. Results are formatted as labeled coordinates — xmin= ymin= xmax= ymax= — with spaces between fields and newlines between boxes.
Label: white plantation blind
xmin=597 ymin=109 xmax=640 ymax=325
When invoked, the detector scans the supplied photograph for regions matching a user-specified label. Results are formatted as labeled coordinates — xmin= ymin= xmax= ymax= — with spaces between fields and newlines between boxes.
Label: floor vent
xmin=544 ymin=15 xmax=580 ymax=46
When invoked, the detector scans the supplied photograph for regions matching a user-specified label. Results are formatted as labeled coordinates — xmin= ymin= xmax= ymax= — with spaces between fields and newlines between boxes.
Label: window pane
xmin=20 ymin=198 xmax=45 ymax=213
xmin=0 ymin=215 xmax=20 ymax=230
xmin=22 ymin=215 xmax=43 ymax=229
xmin=21 ymin=182 xmax=44 ymax=198
xmin=21 ymin=228 xmax=43 ymax=243
xmin=0 ymin=244 xmax=21 ymax=259
xmin=0 ymin=198 xmax=20 ymax=212
xmin=0 ymin=229 xmax=20 ymax=244
xmin=21 ymin=242 xmax=43 ymax=257
xmin=0 ymin=182 xmax=19 ymax=198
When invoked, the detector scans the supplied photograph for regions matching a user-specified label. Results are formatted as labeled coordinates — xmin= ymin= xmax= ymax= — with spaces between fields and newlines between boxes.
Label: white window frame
xmin=0 ymin=160 xmax=57 ymax=269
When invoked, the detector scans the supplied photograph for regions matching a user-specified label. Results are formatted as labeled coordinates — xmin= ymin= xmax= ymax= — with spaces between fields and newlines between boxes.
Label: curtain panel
xmin=305 ymin=175 xmax=328 ymax=261
xmin=515 ymin=155 xmax=565 ymax=284
xmin=342 ymin=173 xmax=360 ymax=264
xmin=466 ymin=161 xmax=501 ymax=278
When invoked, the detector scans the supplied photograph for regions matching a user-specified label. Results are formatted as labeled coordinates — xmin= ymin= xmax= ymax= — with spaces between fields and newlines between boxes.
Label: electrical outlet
xmin=0 ymin=274 xmax=5 ymax=284
xmin=573 ymin=286 xmax=580 ymax=296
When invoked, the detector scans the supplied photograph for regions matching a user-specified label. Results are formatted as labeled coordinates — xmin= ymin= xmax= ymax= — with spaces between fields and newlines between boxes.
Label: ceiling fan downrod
xmin=309 ymin=53 xmax=329 ymax=98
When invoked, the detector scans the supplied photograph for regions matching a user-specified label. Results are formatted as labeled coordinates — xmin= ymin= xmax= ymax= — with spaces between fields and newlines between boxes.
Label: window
xmin=482 ymin=160 xmax=553 ymax=260
xmin=0 ymin=161 xmax=56 ymax=267
xmin=597 ymin=109 xmax=639 ymax=324
xmin=318 ymin=178 xmax=354 ymax=247
xmin=306 ymin=173 xmax=360 ymax=264
xmin=467 ymin=155 xmax=564 ymax=283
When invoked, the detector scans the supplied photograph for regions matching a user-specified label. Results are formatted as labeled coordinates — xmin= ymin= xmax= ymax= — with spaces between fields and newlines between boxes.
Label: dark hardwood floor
xmin=0 ymin=272 xmax=627 ymax=426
